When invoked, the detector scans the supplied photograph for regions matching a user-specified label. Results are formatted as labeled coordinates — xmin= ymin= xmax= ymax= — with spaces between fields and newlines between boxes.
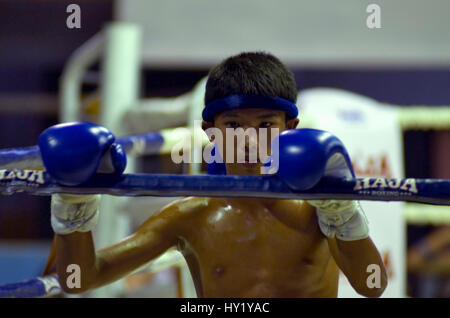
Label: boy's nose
xmin=245 ymin=132 xmax=259 ymax=149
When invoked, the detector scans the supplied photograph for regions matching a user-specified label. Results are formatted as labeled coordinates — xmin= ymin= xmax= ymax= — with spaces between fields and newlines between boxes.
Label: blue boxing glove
xmin=273 ymin=129 xmax=369 ymax=241
xmin=39 ymin=122 xmax=126 ymax=186
xmin=38 ymin=122 xmax=127 ymax=235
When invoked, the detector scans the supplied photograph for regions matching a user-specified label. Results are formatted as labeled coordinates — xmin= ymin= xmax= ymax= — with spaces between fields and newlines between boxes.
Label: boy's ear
xmin=202 ymin=120 xmax=213 ymax=131
xmin=286 ymin=117 xmax=299 ymax=129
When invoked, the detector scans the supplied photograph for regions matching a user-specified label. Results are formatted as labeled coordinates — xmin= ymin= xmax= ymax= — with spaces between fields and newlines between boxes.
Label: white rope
xmin=404 ymin=202 xmax=450 ymax=224
xmin=398 ymin=106 xmax=450 ymax=130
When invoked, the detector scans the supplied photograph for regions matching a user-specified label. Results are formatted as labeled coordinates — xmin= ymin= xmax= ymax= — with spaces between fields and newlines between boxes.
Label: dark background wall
xmin=0 ymin=0 xmax=114 ymax=239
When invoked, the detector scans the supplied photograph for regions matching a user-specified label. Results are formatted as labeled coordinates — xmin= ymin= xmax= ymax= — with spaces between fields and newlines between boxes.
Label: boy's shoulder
xmin=162 ymin=196 xmax=218 ymax=217
xmin=272 ymin=199 xmax=316 ymax=212
xmin=143 ymin=197 xmax=215 ymax=233
xmin=268 ymin=199 xmax=318 ymax=230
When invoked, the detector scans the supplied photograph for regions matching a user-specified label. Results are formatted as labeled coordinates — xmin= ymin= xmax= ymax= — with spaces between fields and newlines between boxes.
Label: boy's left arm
xmin=308 ymin=200 xmax=388 ymax=297
xmin=327 ymin=236 xmax=387 ymax=297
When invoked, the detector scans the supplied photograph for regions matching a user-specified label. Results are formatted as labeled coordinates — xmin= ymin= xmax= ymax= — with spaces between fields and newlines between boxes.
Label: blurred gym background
xmin=0 ymin=0 xmax=449 ymax=297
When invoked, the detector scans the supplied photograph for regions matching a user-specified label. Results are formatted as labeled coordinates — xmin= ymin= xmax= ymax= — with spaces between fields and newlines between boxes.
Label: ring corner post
xmin=91 ymin=21 xmax=143 ymax=298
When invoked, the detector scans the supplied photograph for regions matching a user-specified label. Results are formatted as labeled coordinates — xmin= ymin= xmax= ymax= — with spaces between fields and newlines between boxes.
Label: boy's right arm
xmin=55 ymin=196 xmax=198 ymax=294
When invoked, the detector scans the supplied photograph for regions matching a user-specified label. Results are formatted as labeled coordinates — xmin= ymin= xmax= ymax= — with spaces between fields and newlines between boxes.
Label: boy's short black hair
xmin=204 ymin=51 xmax=298 ymax=106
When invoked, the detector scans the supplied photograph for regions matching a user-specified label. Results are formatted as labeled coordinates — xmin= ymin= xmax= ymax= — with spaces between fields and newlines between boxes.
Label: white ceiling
xmin=116 ymin=0 xmax=450 ymax=68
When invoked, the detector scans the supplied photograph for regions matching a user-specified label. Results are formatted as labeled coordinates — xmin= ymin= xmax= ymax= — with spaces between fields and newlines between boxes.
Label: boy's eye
xmin=225 ymin=121 xmax=240 ymax=128
xmin=259 ymin=122 xmax=273 ymax=128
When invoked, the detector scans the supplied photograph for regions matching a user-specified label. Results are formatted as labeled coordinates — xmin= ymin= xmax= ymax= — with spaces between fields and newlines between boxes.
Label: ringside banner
xmin=299 ymin=88 xmax=405 ymax=297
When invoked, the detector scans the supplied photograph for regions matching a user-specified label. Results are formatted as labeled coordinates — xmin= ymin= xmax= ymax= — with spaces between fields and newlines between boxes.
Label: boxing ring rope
xmin=0 ymin=248 xmax=186 ymax=298
xmin=0 ymin=246 xmax=187 ymax=298
xmin=0 ymin=124 xmax=447 ymax=204
xmin=0 ymin=170 xmax=448 ymax=205
xmin=404 ymin=203 xmax=450 ymax=225
xmin=0 ymin=127 xmax=208 ymax=170
xmin=0 ymin=275 xmax=61 ymax=298
xmin=397 ymin=106 xmax=450 ymax=130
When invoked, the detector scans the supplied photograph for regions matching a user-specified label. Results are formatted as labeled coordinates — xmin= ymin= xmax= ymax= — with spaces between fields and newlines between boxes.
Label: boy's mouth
xmin=243 ymin=162 xmax=258 ymax=168
xmin=243 ymin=152 xmax=258 ymax=166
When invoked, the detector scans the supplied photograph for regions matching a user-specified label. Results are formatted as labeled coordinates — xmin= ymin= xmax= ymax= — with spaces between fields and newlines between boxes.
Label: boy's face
xmin=202 ymin=108 xmax=299 ymax=176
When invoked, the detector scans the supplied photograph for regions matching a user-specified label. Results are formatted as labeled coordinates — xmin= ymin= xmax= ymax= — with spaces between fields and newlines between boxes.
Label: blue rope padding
xmin=0 ymin=275 xmax=61 ymax=298
xmin=0 ymin=170 xmax=448 ymax=205
xmin=0 ymin=132 xmax=164 ymax=169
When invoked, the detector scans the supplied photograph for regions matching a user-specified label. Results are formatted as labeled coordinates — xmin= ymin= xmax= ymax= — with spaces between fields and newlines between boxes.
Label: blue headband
xmin=202 ymin=94 xmax=298 ymax=122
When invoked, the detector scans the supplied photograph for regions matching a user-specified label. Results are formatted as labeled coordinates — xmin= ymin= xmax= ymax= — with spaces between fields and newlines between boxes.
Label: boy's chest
xmin=184 ymin=203 xmax=325 ymax=264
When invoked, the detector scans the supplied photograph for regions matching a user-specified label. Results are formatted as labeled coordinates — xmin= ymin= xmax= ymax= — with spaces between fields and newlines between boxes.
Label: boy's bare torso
xmin=175 ymin=197 xmax=339 ymax=297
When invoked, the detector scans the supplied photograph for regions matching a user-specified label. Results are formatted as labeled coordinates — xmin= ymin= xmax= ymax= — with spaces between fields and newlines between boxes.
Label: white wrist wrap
xmin=313 ymin=200 xmax=369 ymax=241
xmin=51 ymin=194 xmax=101 ymax=235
